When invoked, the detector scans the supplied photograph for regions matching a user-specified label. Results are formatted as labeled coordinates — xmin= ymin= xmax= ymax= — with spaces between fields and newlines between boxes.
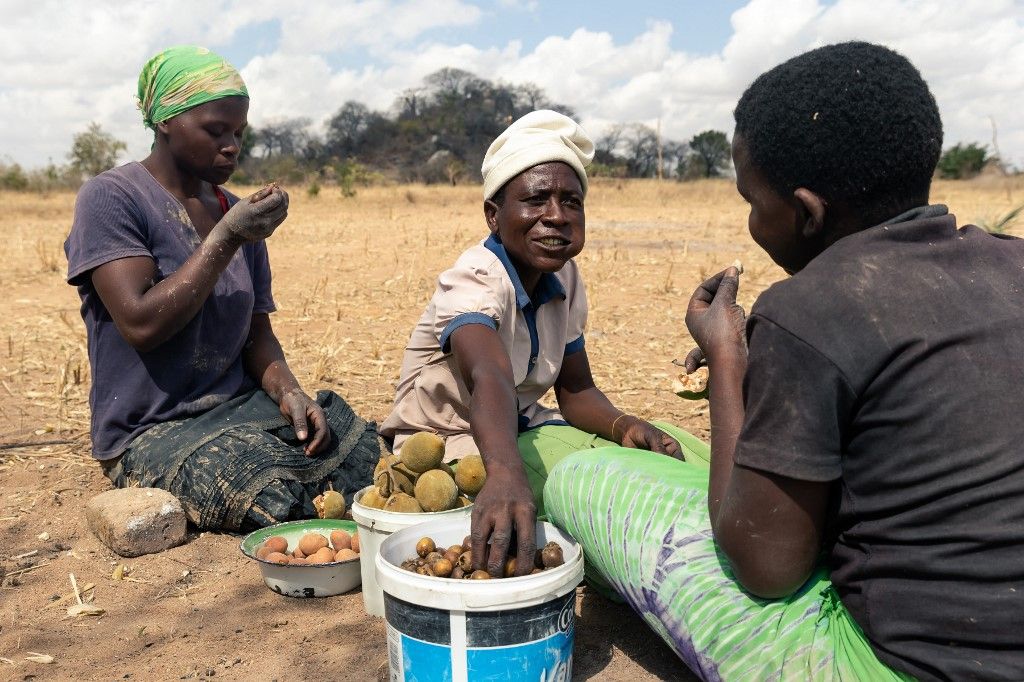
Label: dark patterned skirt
xmin=103 ymin=389 xmax=378 ymax=532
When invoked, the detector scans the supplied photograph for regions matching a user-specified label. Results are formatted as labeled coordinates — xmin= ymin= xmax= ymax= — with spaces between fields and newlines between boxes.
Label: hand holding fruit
xmin=685 ymin=262 xmax=747 ymax=362
xmin=216 ymin=182 xmax=289 ymax=243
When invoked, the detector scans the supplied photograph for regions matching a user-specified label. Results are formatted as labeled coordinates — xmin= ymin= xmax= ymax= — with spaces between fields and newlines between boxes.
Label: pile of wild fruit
xmin=358 ymin=432 xmax=486 ymax=513
xmin=255 ymin=530 xmax=360 ymax=565
xmin=400 ymin=535 xmax=565 ymax=579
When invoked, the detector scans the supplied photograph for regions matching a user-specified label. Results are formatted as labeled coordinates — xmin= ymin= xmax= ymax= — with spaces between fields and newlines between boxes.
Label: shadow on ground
xmin=573 ymin=587 xmax=699 ymax=681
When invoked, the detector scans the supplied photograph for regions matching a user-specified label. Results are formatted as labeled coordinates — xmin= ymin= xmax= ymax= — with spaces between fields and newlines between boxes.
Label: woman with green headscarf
xmin=64 ymin=46 xmax=378 ymax=532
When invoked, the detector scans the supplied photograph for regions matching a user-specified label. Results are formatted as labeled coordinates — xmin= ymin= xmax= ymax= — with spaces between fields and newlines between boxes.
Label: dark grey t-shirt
xmin=65 ymin=162 xmax=276 ymax=460
xmin=734 ymin=206 xmax=1024 ymax=681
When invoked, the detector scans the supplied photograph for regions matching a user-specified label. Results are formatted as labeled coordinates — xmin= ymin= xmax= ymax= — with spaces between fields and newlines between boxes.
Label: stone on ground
xmin=86 ymin=488 xmax=187 ymax=557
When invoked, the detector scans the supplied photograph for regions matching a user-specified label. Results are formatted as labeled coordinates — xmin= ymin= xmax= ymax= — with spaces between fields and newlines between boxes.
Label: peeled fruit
xmin=266 ymin=552 xmax=290 ymax=564
xmin=330 ymin=530 xmax=352 ymax=551
xmin=289 ymin=557 xmax=310 ymax=565
xmin=298 ymin=533 xmax=329 ymax=556
xmin=400 ymin=432 xmax=445 ymax=473
xmin=309 ymin=547 xmax=336 ymax=564
xmin=335 ymin=548 xmax=358 ymax=562
xmin=454 ymin=455 xmax=486 ymax=496
xmin=359 ymin=487 xmax=387 ymax=510
xmin=414 ymin=469 xmax=458 ymax=512
xmin=264 ymin=536 xmax=288 ymax=554
xmin=256 ymin=546 xmax=274 ymax=560
xmin=673 ymin=365 xmax=709 ymax=401
xmin=351 ymin=533 xmax=361 ymax=553
xmin=385 ymin=492 xmax=423 ymax=513
xmin=314 ymin=490 xmax=346 ymax=519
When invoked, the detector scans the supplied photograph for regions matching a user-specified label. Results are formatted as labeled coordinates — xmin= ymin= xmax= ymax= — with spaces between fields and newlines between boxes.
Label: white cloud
xmin=1 ymin=0 xmax=1022 ymax=169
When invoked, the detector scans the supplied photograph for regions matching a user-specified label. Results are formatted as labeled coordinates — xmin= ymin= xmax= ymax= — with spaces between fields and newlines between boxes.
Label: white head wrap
xmin=481 ymin=110 xmax=595 ymax=200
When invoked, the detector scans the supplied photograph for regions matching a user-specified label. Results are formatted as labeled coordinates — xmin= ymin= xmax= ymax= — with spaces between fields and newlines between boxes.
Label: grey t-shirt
xmin=734 ymin=206 xmax=1024 ymax=680
xmin=65 ymin=162 xmax=276 ymax=460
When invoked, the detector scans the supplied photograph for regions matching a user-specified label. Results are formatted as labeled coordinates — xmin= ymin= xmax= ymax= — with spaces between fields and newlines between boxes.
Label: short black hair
xmin=734 ymin=41 xmax=943 ymax=226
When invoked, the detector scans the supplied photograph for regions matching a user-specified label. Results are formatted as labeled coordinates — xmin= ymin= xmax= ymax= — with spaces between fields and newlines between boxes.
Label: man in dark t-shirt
xmin=543 ymin=41 xmax=1024 ymax=681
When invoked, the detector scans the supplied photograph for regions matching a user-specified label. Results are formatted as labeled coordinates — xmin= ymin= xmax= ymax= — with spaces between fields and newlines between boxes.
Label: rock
xmin=86 ymin=488 xmax=187 ymax=557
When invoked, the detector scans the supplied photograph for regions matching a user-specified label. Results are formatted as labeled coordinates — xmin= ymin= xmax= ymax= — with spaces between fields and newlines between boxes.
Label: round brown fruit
xmin=541 ymin=542 xmax=564 ymax=568
xmin=298 ymin=533 xmax=329 ymax=556
xmin=416 ymin=537 xmax=436 ymax=558
xmin=264 ymin=536 xmax=288 ymax=554
xmin=432 ymin=558 xmax=453 ymax=577
xmin=309 ymin=547 xmax=336 ymax=564
xmin=330 ymin=530 xmax=352 ymax=551
xmin=451 ymin=566 xmax=465 ymax=579
xmin=292 ymin=547 xmax=306 ymax=559
xmin=265 ymin=552 xmax=290 ymax=564
xmin=504 ymin=557 xmax=516 ymax=578
xmin=443 ymin=549 xmax=461 ymax=565
xmin=462 ymin=536 xmax=472 ymax=552
xmin=289 ymin=557 xmax=311 ymax=566
xmin=457 ymin=551 xmax=473 ymax=572
xmin=256 ymin=546 xmax=274 ymax=560
xmin=335 ymin=548 xmax=358 ymax=562
xmin=351 ymin=533 xmax=360 ymax=553
xmin=470 ymin=570 xmax=491 ymax=580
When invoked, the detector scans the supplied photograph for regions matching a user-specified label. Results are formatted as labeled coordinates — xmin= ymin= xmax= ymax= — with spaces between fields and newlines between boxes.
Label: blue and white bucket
xmin=376 ymin=517 xmax=584 ymax=682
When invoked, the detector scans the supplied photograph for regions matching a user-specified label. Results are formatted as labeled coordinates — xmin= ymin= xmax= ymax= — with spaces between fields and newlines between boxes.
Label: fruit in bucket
xmin=400 ymin=432 xmax=445 ymax=473
xmin=402 ymin=535 xmax=566 ymax=579
xmin=454 ymin=455 xmax=486 ymax=496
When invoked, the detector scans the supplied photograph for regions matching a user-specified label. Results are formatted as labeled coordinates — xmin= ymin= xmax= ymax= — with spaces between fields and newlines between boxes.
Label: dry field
xmin=0 ymin=176 xmax=1020 ymax=680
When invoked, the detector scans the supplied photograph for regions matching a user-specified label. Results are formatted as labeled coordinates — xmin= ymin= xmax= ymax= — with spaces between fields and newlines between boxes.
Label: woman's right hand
xmin=470 ymin=461 xmax=538 ymax=578
xmin=217 ymin=184 xmax=289 ymax=243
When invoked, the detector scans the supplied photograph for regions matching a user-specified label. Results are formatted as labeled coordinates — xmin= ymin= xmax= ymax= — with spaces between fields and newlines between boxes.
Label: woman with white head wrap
xmin=381 ymin=111 xmax=709 ymax=577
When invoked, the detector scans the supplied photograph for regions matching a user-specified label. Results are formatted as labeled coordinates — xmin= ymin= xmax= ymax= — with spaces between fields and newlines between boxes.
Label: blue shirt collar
xmin=483 ymin=234 xmax=566 ymax=309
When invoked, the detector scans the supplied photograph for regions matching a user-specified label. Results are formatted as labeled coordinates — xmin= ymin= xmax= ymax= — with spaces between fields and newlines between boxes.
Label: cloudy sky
xmin=2 ymin=0 xmax=1022 ymax=169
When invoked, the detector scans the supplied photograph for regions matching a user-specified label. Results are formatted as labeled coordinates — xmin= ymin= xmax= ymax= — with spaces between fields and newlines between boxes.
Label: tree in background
xmin=937 ymin=143 xmax=989 ymax=179
xmin=686 ymin=130 xmax=731 ymax=178
xmin=69 ymin=122 xmax=126 ymax=178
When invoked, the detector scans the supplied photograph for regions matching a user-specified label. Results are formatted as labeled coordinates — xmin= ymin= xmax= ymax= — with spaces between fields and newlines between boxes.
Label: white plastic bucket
xmin=351 ymin=485 xmax=472 ymax=616
xmin=376 ymin=516 xmax=584 ymax=682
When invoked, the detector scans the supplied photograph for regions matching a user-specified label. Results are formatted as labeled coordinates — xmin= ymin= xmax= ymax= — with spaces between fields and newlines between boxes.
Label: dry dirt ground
xmin=1 ymin=176 xmax=1020 ymax=681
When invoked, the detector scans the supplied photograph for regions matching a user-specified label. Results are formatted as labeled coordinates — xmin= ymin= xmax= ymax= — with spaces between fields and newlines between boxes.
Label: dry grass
xmin=2 ymin=175 xmax=1018 ymax=450
xmin=0 ymin=175 xmax=1021 ymax=679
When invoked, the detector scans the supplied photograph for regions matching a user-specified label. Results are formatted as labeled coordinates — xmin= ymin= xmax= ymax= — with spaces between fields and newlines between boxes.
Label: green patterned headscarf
xmin=137 ymin=45 xmax=248 ymax=130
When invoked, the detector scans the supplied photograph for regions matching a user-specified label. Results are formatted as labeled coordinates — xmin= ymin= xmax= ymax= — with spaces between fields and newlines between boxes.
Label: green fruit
xmin=414 ymin=469 xmax=458 ymax=512
xmin=384 ymin=492 xmax=423 ymax=513
xmin=359 ymin=487 xmax=387 ymax=510
xmin=374 ymin=455 xmax=416 ymax=496
xmin=401 ymin=432 xmax=445 ymax=473
xmin=454 ymin=455 xmax=486 ymax=496
xmin=313 ymin=490 xmax=346 ymax=519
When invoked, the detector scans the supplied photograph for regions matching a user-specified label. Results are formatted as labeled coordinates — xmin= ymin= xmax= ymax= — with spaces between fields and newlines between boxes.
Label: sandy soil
xmin=0 ymin=176 xmax=1019 ymax=680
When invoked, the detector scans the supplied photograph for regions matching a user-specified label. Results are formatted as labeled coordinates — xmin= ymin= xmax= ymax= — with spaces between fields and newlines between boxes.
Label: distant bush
xmin=937 ymin=143 xmax=988 ymax=179
xmin=0 ymin=159 xmax=79 ymax=192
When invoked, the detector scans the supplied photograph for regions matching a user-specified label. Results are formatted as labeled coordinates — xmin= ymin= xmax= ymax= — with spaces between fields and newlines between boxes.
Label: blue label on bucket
xmin=466 ymin=630 xmax=572 ymax=680
xmin=386 ymin=591 xmax=575 ymax=682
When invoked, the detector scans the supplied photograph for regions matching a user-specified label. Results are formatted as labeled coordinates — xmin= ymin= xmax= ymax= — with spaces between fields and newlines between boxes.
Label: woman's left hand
xmin=617 ymin=415 xmax=682 ymax=459
xmin=279 ymin=388 xmax=330 ymax=456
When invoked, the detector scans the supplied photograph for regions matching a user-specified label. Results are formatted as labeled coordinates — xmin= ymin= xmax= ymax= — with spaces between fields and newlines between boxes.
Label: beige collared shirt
xmin=380 ymin=235 xmax=587 ymax=460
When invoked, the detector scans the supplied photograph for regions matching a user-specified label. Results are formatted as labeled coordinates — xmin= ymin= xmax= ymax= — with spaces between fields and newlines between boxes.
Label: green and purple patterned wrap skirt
xmin=521 ymin=423 xmax=909 ymax=681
